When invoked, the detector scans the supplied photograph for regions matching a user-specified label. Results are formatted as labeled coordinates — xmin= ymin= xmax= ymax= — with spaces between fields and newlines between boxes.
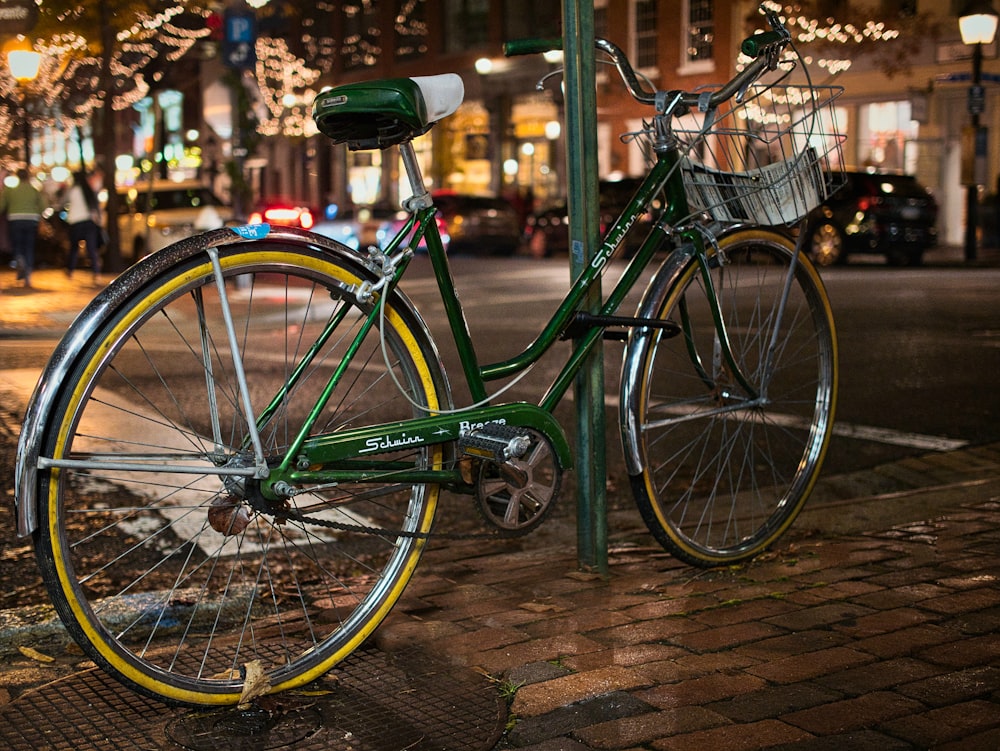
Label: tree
xmin=748 ymin=2 xmax=942 ymax=78
xmin=30 ymin=0 xmax=212 ymax=272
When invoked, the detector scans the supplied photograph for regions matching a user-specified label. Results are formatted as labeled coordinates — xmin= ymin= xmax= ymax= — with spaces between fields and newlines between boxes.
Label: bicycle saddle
xmin=314 ymin=74 xmax=464 ymax=151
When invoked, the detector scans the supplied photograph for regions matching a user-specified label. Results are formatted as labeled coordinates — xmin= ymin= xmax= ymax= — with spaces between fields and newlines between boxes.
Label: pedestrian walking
xmin=65 ymin=170 xmax=103 ymax=281
xmin=0 ymin=168 xmax=46 ymax=288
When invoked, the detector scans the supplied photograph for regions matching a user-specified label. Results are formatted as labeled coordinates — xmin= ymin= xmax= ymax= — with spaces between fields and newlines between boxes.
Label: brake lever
xmin=535 ymin=68 xmax=564 ymax=91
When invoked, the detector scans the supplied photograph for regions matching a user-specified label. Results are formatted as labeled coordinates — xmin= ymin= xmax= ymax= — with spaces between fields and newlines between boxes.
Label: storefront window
xmin=132 ymin=90 xmax=193 ymax=182
xmin=349 ymin=150 xmax=382 ymax=205
xmin=858 ymin=101 xmax=918 ymax=173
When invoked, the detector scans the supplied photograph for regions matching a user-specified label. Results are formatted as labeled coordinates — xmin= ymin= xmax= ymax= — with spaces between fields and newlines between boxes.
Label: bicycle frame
xmin=256 ymin=136 xmax=761 ymax=500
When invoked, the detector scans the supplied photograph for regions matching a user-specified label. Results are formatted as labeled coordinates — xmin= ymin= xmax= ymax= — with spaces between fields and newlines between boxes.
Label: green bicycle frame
xmin=259 ymin=141 xmax=758 ymax=498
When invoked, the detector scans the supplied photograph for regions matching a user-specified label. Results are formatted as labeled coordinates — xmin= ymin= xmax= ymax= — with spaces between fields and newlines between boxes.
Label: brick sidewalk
xmin=0 ymin=268 xmax=107 ymax=337
xmin=381 ymin=498 xmax=1000 ymax=749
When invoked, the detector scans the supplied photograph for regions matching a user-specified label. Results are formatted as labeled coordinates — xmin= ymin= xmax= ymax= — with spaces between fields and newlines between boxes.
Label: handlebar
xmin=504 ymin=8 xmax=791 ymax=113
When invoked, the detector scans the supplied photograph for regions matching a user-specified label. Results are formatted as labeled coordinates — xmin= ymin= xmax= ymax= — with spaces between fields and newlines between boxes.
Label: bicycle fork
xmin=685 ymin=230 xmax=804 ymax=409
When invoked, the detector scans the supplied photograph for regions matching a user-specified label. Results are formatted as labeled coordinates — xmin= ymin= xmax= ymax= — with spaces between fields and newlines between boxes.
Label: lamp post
xmin=4 ymin=36 xmax=43 ymax=169
xmin=959 ymin=1 xmax=999 ymax=262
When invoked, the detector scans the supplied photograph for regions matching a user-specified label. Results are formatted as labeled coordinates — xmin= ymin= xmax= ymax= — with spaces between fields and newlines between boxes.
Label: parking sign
xmin=223 ymin=8 xmax=256 ymax=70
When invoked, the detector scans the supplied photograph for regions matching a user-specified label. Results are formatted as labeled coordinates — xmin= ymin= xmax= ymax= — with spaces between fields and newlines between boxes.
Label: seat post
xmin=399 ymin=141 xmax=433 ymax=209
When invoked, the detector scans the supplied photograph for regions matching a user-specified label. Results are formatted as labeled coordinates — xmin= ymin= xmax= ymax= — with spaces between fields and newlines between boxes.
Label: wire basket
xmin=675 ymin=84 xmax=845 ymax=226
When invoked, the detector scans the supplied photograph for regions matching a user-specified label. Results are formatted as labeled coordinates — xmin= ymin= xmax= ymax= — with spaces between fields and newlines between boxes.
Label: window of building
xmin=395 ymin=0 xmax=429 ymax=61
xmin=442 ymin=0 xmax=489 ymax=53
xmin=631 ymin=0 xmax=658 ymax=71
xmin=858 ymin=100 xmax=918 ymax=173
xmin=504 ymin=0 xmax=560 ymax=43
xmin=341 ymin=0 xmax=381 ymax=71
xmin=684 ymin=0 xmax=714 ymax=70
xmin=594 ymin=0 xmax=608 ymax=41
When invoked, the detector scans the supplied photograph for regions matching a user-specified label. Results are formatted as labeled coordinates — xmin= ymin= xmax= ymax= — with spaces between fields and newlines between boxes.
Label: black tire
xmin=33 ymin=241 xmax=450 ymax=705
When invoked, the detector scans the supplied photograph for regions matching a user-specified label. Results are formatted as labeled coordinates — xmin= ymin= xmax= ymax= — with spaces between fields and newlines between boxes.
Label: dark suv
xmin=804 ymin=171 xmax=938 ymax=267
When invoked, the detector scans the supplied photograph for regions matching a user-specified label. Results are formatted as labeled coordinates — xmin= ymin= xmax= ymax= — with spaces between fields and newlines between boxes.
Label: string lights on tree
xmin=752 ymin=1 xmax=940 ymax=77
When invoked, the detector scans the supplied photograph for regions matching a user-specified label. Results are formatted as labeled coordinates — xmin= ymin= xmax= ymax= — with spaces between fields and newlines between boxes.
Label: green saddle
xmin=313 ymin=74 xmax=464 ymax=151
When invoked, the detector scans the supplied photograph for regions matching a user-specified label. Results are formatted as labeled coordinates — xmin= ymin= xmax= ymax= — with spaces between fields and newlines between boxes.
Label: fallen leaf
xmin=238 ymin=660 xmax=271 ymax=707
xmin=18 ymin=646 xmax=54 ymax=663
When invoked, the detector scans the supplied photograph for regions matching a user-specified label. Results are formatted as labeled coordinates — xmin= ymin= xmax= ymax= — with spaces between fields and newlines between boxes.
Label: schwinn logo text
xmin=459 ymin=418 xmax=506 ymax=434
xmin=359 ymin=418 xmax=508 ymax=453
xmin=360 ymin=432 xmax=423 ymax=453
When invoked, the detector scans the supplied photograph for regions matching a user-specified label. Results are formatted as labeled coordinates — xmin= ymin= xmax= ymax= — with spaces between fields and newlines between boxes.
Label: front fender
xmin=14 ymin=225 xmax=377 ymax=538
xmin=618 ymin=242 xmax=695 ymax=476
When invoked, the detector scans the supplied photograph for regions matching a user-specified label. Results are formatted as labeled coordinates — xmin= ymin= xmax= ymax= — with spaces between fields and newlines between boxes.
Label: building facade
xmin=14 ymin=0 xmax=988 ymax=249
xmin=248 ymin=0 xmax=995 ymax=249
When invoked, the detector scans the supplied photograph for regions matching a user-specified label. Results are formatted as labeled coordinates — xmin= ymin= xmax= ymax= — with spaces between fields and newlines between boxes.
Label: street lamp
xmin=3 ymin=36 xmax=43 ymax=169
xmin=959 ymin=1 xmax=999 ymax=262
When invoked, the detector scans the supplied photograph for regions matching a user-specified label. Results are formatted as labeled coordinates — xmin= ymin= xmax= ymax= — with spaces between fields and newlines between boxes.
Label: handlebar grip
xmin=740 ymin=30 xmax=787 ymax=58
xmin=504 ymin=38 xmax=562 ymax=57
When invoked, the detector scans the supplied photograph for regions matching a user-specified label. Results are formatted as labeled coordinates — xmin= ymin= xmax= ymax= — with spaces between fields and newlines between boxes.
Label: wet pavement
xmin=1 ymin=261 xmax=999 ymax=749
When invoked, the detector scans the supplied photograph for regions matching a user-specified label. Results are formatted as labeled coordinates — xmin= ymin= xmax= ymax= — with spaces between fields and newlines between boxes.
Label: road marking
xmin=595 ymin=390 xmax=969 ymax=453
xmin=829 ymin=422 xmax=969 ymax=451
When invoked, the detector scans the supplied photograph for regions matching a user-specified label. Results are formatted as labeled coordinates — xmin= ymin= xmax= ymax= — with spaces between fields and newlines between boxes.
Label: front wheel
xmin=33 ymin=240 xmax=450 ymax=705
xmin=622 ymin=227 xmax=838 ymax=567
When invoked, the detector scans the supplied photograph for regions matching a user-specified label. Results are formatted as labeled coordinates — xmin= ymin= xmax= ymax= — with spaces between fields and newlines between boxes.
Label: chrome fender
xmin=14 ymin=225 xmax=432 ymax=537
xmin=618 ymin=243 xmax=695 ymax=476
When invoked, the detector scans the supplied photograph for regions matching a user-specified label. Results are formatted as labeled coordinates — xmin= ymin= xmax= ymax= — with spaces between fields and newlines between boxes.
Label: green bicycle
xmin=15 ymin=10 xmax=841 ymax=705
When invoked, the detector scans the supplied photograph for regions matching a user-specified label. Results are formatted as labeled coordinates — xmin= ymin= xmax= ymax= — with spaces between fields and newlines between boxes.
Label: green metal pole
xmin=562 ymin=0 xmax=607 ymax=574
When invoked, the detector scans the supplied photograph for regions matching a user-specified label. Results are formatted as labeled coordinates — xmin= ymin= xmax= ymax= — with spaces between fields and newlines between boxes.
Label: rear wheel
xmin=34 ymin=242 xmax=449 ymax=705
xmin=624 ymin=227 xmax=837 ymax=566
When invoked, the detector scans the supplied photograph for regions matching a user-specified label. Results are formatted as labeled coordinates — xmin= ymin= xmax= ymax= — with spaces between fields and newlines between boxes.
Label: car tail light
xmin=300 ymin=209 xmax=314 ymax=230
xmin=263 ymin=207 xmax=303 ymax=225
xmin=249 ymin=210 xmax=263 ymax=224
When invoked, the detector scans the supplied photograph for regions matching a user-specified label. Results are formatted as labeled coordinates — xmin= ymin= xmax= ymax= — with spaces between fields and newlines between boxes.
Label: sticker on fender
xmin=230 ymin=224 xmax=271 ymax=239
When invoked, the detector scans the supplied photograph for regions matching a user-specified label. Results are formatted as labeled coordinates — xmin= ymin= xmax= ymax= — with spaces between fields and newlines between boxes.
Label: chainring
xmin=474 ymin=428 xmax=561 ymax=536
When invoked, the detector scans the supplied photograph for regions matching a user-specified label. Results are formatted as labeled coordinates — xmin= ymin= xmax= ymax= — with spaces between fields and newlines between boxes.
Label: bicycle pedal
xmin=458 ymin=422 xmax=531 ymax=463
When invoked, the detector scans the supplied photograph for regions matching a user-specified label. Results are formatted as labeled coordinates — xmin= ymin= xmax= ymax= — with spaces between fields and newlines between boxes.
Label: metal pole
xmin=965 ymin=42 xmax=983 ymax=263
xmin=562 ymin=0 xmax=607 ymax=574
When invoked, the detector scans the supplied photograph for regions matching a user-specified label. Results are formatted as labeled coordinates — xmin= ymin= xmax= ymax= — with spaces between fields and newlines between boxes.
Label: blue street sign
xmin=223 ymin=8 xmax=256 ymax=70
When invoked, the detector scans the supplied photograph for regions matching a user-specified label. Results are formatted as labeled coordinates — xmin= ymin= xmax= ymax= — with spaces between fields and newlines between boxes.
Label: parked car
xmin=312 ymin=203 xmax=397 ymax=250
xmin=377 ymin=192 xmax=521 ymax=256
xmin=804 ymin=171 xmax=938 ymax=267
xmin=118 ymin=180 xmax=231 ymax=261
xmin=523 ymin=177 xmax=662 ymax=257
xmin=433 ymin=192 xmax=521 ymax=255
xmin=376 ymin=207 xmax=450 ymax=253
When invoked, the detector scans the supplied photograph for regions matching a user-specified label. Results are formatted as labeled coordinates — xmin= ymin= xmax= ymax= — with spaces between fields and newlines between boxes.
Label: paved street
xmin=0 ymin=260 xmax=998 ymax=750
